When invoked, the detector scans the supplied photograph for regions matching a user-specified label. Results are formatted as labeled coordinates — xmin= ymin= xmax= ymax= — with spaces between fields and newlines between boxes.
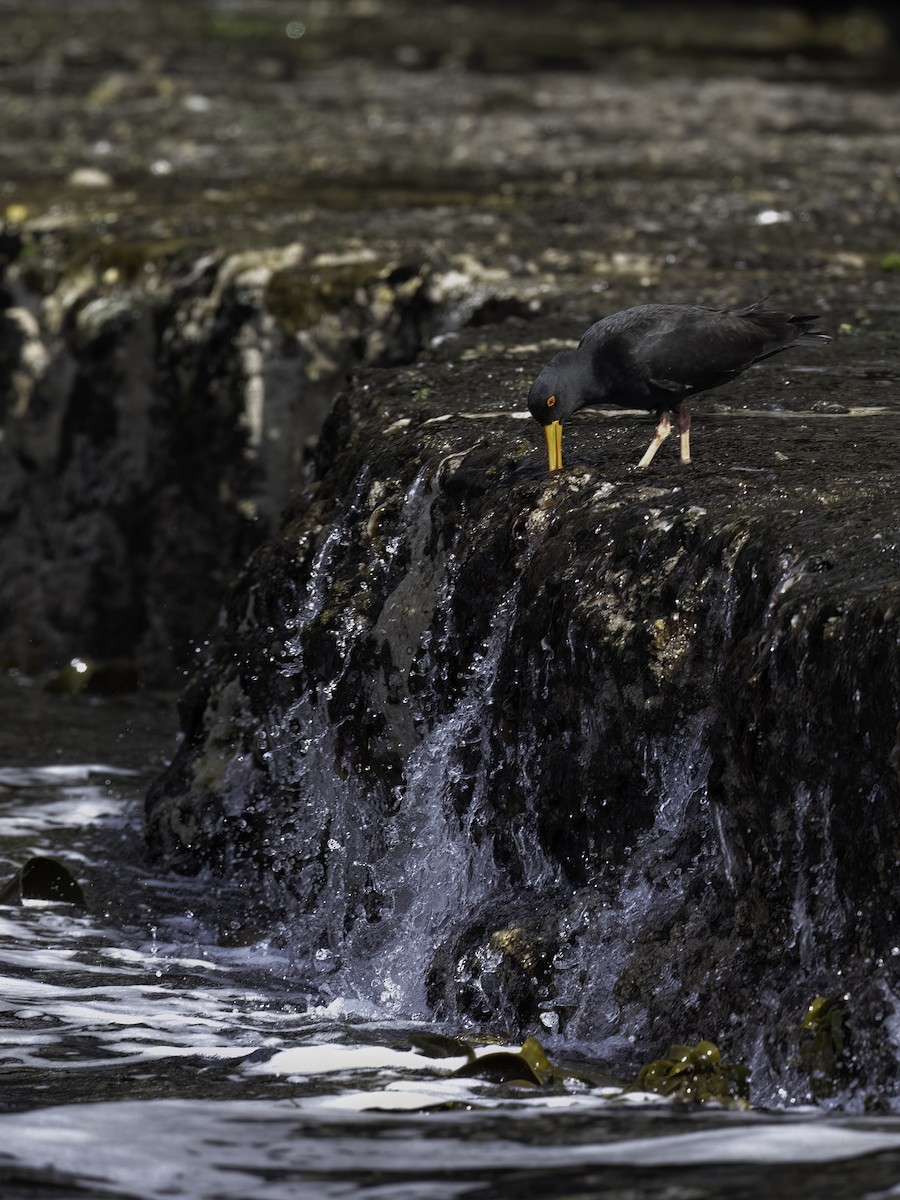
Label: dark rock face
xmin=0 ymin=237 xmax=438 ymax=677
xmin=147 ymin=305 xmax=900 ymax=1102
xmin=4 ymin=0 xmax=900 ymax=1104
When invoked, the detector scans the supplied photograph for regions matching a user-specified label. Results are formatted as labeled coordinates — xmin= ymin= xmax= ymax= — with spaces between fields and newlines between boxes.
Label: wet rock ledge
xmin=3 ymin=0 xmax=900 ymax=679
xmin=3 ymin=0 xmax=900 ymax=1103
xmin=147 ymin=308 xmax=900 ymax=1103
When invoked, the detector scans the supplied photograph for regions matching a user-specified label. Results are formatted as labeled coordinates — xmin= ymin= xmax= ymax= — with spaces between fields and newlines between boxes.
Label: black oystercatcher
xmin=528 ymin=301 xmax=830 ymax=470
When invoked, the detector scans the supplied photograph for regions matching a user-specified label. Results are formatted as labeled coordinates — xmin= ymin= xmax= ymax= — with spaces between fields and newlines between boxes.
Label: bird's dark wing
xmin=576 ymin=302 xmax=826 ymax=412
xmin=637 ymin=308 xmax=782 ymax=392
xmin=613 ymin=304 xmax=819 ymax=404
xmin=646 ymin=375 xmax=689 ymax=394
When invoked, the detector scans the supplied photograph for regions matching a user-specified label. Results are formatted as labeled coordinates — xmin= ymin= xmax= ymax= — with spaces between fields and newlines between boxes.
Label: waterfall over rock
xmin=147 ymin=318 xmax=900 ymax=1103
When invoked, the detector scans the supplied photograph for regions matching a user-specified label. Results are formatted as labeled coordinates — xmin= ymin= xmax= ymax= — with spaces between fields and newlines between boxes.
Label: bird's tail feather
xmin=735 ymin=301 xmax=831 ymax=343
xmin=790 ymin=314 xmax=832 ymax=342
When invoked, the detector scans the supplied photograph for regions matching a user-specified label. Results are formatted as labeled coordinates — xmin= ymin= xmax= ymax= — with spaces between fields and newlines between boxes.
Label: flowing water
xmin=4 ymin=675 xmax=900 ymax=1200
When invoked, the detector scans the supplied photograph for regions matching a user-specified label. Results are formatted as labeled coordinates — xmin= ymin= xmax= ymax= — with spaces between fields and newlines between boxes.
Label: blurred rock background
xmin=1 ymin=0 xmax=898 ymax=682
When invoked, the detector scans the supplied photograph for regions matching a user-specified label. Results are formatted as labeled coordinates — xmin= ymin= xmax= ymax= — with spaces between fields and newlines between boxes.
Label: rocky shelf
xmin=3 ymin=0 xmax=900 ymax=1104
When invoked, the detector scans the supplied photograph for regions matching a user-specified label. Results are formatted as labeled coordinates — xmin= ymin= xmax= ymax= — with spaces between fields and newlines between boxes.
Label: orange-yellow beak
xmin=544 ymin=420 xmax=563 ymax=471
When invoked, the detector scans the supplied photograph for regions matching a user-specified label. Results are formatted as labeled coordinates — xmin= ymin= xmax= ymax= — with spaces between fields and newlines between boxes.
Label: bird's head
xmin=527 ymin=349 xmax=586 ymax=471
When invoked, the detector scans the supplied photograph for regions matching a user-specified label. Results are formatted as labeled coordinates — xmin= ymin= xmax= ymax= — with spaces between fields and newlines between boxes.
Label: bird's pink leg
xmin=637 ymin=413 xmax=671 ymax=468
xmin=678 ymin=405 xmax=692 ymax=465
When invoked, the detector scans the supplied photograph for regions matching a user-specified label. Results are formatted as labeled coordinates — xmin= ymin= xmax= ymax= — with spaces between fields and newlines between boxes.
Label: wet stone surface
xmin=147 ymin=298 xmax=900 ymax=1098
xmin=2 ymin=1 xmax=900 ymax=674
xmin=2 ymin=0 xmax=900 ymax=1101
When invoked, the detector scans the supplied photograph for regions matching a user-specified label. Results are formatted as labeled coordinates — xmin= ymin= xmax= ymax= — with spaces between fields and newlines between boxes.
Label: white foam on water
xmin=0 ymin=791 xmax=126 ymax=835
xmin=244 ymin=1041 xmax=466 ymax=1078
xmin=2 ymin=1099 xmax=900 ymax=1200
xmin=298 ymin=1079 xmax=622 ymax=1114
xmin=0 ymin=899 xmax=314 ymax=1071
xmin=0 ymin=764 xmax=140 ymax=787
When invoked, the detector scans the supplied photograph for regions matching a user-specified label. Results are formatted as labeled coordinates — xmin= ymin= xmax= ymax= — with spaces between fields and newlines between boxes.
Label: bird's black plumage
xmin=528 ymin=301 xmax=830 ymax=469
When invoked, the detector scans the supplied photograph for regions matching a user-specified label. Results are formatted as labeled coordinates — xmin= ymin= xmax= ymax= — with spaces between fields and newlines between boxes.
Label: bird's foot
xmin=637 ymin=414 xmax=672 ymax=468
xmin=678 ymin=407 xmax=691 ymax=464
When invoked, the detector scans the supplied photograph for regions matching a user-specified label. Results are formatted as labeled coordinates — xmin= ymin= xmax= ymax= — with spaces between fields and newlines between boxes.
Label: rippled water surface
xmin=3 ymin=676 xmax=900 ymax=1200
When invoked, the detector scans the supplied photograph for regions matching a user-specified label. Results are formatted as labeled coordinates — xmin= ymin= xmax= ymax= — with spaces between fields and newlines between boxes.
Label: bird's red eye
xmin=547 ymin=395 xmax=556 ymax=408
